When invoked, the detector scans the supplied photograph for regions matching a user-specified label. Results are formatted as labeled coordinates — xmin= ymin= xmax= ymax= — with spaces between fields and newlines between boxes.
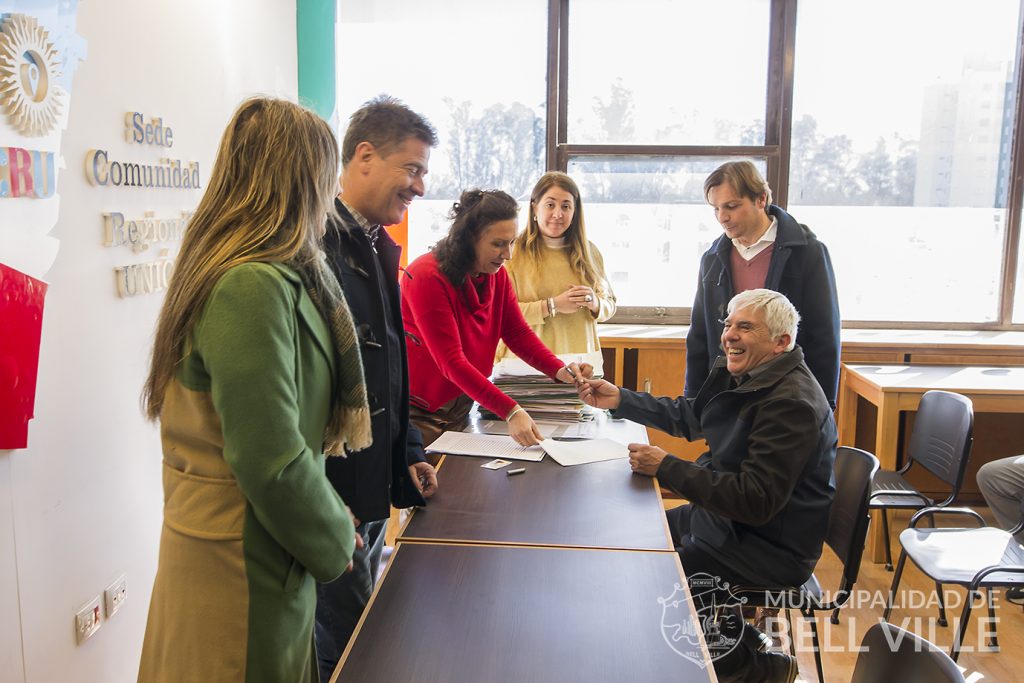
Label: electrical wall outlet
xmin=75 ymin=595 xmax=103 ymax=645
xmin=104 ymin=573 xmax=127 ymax=618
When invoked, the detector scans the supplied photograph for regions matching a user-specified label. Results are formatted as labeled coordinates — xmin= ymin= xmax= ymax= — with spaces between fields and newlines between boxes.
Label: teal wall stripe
xmin=296 ymin=0 xmax=336 ymax=123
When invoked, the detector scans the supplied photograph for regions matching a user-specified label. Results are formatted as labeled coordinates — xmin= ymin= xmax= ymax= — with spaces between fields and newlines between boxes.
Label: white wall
xmin=0 ymin=1 xmax=298 ymax=680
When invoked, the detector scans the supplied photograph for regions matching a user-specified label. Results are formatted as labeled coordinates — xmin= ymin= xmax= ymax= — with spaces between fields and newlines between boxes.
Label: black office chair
xmin=869 ymin=390 xmax=974 ymax=572
xmin=883 ymin=499 xmax=1024 ymax=661
xmin=850 ymin=622 xmax=965 ymax=683
xmin=735 ymin=446 xmax=879 ymax=683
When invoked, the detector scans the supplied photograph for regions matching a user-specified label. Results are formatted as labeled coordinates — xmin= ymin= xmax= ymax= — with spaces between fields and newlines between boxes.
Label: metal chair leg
xmin=950 ymin=589 xmax=977 ymax=662
xmin=935 ymin=581 xmax=947 ymax=627
xmin=881 ymin=508 xmax=893 ymax=571
xmin=986 ymin=587 xmax=999 ymax=650
xmin=884 ymin=549 xmax=909 ymax=621
xmin=806 ymin=608 xmax=825 ymax=683
xmin=830 ymin=604 xmax=841 ymax=625
xmin=786 ymin=608 xmax=797 ymax=657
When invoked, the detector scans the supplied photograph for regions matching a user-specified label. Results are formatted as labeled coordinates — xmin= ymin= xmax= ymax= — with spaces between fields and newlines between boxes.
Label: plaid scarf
xmin=303 ymin=256 xmax=372 ymax=456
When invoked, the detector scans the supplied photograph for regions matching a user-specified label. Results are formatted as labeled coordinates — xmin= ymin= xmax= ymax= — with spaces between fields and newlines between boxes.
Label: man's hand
xmin=577 ymin=378 xmax=621 ymax=410
xmin=628 ymin=443 xmax=668 ymax=477
xmin=410 ymin=461 xmax=438 ymax=498
xmin=508 ymin=408 xmax=543 ymax=446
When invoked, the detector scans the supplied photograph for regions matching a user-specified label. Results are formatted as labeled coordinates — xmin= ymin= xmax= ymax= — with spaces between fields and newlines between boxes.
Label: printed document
xmin=425 ymin=431 xmax=546 ymax=462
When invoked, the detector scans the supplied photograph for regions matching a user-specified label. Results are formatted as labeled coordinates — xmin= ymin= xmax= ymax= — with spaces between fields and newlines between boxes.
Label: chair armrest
xmin=908 ymin=506 xmax=986 ymax=529
xmin=970 ymin=565 xmax=1024 ymax=592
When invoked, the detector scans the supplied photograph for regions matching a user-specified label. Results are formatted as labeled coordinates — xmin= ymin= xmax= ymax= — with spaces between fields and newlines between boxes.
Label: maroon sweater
xmin=401 ymin=253 xmax=564 ymax=418
xmin=730 ymin=242 xmax=774 ymax=295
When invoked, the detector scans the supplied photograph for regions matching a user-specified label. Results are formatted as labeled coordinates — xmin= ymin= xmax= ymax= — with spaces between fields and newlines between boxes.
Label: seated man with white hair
xmin=577 ymin=289 xmax=836 ymax=683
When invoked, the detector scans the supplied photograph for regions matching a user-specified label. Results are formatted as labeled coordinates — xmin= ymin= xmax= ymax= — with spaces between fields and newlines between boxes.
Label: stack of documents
xmin=483 ymin=352 xmax=602 ymax=423
xmin=482 ymin=373 xmax=592 ymax=422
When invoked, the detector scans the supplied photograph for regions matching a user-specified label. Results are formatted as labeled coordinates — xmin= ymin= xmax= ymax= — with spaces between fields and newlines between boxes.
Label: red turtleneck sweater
xmin=401 ymin=252 xmax=564 ymax=418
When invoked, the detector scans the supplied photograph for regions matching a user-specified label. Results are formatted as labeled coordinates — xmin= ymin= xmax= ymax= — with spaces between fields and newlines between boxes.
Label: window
xmin=1015 ymin=192 xmax=1024 ymax=323
xmin=566 ymin=0 xmax=770 ymax=146
xmin=788 ymin=0 xmax=1020 ymax=323
xmin=567 ymin=156 xmax=767 ymax=310
xmin=556 ymin=0 xmax=777 ymax=322
xmin=338 ymin=0 xmax=1024 ymax=328
xmin=336 ymin=0 xmax=548 ymax=261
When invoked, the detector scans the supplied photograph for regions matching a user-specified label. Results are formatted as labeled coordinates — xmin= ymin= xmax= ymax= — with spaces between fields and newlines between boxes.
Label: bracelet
xmin=506 ymin=406 xmax=525 ymax=422
xmin=547 ymin=297 xmax=556 ymax=318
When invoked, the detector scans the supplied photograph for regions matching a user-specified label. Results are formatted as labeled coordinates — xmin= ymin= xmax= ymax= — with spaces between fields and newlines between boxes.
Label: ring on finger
xmin=584 ymin=294 xmax=593 ymax=302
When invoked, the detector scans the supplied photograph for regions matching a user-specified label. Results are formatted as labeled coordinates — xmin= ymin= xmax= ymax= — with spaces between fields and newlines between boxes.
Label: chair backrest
xmin=851 ymin=622 xmax=965 ymax=683
xmin=907 ymin=390 xmax=974 ymax=495
xmin=826 ymin=446 xmax=879 ymax=588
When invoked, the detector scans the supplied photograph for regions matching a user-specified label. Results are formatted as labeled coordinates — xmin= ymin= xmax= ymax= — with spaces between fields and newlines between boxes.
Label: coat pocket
xmin=162 ymin=462 xmax=246 ymax=540
xmin=283 ymin=557 xmax=307 ymax=593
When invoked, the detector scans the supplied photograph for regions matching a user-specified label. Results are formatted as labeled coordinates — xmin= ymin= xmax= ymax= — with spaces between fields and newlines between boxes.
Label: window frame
xmin=544 ymin=0 xmax=1024 ymax=330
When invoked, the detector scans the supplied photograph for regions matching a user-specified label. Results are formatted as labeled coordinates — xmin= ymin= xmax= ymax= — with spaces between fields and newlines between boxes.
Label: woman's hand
xmin=552 ymin=287 xmax=580 ymax=315
xmin=567 ymin=285 xmax=599 ymax=314
xmin=555 ymin=362 xmax=594 ymax=386
xmin=507 ymin=407 xmax=543 ymax=446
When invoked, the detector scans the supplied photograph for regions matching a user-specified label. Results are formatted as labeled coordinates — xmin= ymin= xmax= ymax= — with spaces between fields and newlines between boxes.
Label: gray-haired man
xmin=578 ymin=289 xmax=836 ymax=683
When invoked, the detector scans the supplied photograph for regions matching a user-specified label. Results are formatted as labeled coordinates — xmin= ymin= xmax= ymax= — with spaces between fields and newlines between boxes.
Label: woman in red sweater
xmin=402 ymin=189 xmax=587 ymax=449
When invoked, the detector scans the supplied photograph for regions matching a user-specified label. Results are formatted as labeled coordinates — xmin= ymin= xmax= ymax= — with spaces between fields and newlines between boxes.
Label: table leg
xmin=867 ymin=401 xmax=901 ymax=562
xmin=837 ymin=374 xmax=858 ymax=446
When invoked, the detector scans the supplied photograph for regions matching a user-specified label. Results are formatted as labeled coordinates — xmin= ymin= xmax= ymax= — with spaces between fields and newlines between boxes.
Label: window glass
xmin=1015 ymin=193 xmax=1024 ymax=323
xmin=337 ymin=0 xmax=547 ymax=260
xmin=567 ymin=0 xmax=770 ymax=145
xmin=567 ymin=156 xmax=767 ymax=308
xmin=789 ymin=0 xmax=1020 ymax=323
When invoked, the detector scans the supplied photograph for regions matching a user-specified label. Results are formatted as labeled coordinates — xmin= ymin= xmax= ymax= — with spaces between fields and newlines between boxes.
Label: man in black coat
xmin=579 ymin=289 xmax=836 ymax=683
xmin=686 ymin=161 xmax=840 ymax=407
xmin=315 ymin=95 xmax=439 ymax=682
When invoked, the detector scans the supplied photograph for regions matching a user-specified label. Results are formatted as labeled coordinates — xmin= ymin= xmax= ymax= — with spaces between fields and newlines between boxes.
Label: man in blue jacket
xmin=686 ymin=161 xmax=840 ymax=407
xmin=316 ymin=95 xmax=439 ymax=682
xmin=579 ymin=289 xmax=836 ymax=683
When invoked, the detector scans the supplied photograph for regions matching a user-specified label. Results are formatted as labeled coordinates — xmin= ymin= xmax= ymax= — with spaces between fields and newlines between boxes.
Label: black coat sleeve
xmin=794 ymin=240 xmax=841 ymax=407
xmin=685 ymin=260 xmax=711 ymax=398
xmin=405 ymin=419 xmax=427 ymax=465
xmin=613 ymin=388 xmax=701 ymax=441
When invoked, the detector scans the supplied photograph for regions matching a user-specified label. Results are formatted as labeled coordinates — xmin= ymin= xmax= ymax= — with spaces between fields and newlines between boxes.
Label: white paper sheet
xmin=425 ymin=431 xmax=546 ymax=462
xmin=540 ymin=438 xmax=629 ymax=467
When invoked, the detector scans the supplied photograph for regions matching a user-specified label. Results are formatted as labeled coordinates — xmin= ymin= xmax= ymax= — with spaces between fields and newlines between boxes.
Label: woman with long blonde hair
xmin=497 ymin=172 xmax=616 ymax=364
xmin=138 ymin=97 xmax=365 ymax=683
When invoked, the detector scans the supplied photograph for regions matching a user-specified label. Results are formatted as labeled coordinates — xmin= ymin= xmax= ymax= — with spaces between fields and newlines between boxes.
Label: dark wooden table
xmin=332 ymin=542 xmax=715 ymax=683
xmin=399 ymin=453 xmax=674 ymax=551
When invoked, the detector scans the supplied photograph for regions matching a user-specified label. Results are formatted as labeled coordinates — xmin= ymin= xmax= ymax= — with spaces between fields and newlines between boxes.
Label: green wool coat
xmin=138 ymin=262 xmax=356 ymax=683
